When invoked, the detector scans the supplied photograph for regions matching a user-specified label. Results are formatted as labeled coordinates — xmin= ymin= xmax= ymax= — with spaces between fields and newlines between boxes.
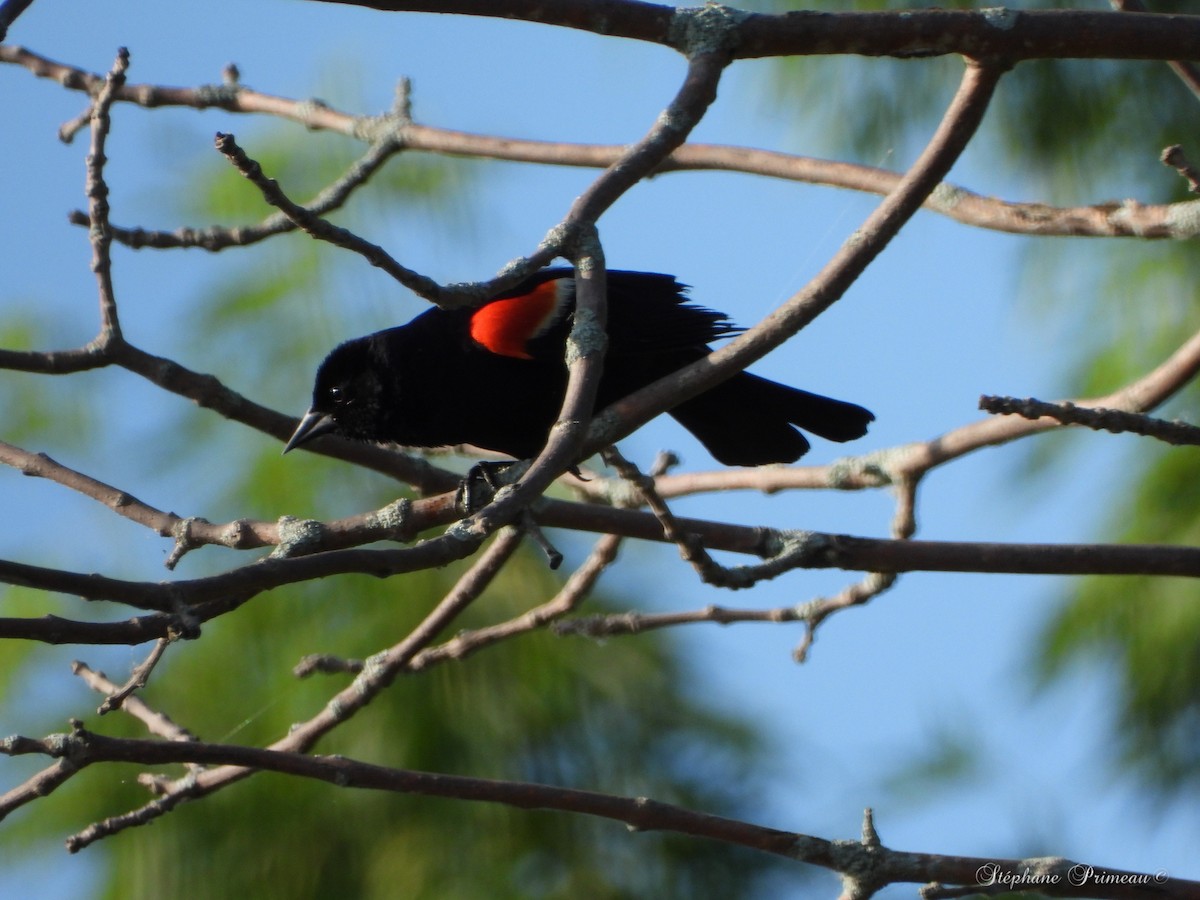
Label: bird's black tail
xmin=669 ymin=373 xmax=873 ymax=466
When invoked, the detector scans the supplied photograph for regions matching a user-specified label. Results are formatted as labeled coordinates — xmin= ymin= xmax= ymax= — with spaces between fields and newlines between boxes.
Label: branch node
xmin=392 ymin=75 xmax=413 ymax=122
xmin=860 ymin=807 xmax=881 ymax=849
xmin=166 ymin=516 xmax=207 ymax=569
xmin=1162 ymin=144 xmax=1200 ymax=194
xmin=826 ymin=448 xmax=906 ymax=489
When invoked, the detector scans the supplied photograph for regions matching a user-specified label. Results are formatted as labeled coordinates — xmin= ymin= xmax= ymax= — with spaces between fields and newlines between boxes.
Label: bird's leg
xmin=455 ymin=460 xmax=518 ymax=514
xmin=454 ymin=460 xmax=563 ymax=568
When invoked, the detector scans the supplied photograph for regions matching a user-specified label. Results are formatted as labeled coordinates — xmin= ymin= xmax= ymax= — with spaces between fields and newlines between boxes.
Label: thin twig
xmin=453 ymin=48 xmax=730 ymax=548
xmin=68 ymin=124 xmax=410 ymax=250
xmin=71 ymin=661 xmax=198 ymax=742
xmin=213 ymin=131 xmax=439 ymax=299
xmin=790 ymin=477 xmax=916 ymax=661
xmin=92 ymin=638 xmax=172 ymax=714
xmin=304 ymin=530 xmax=626 ymax=677
xmin=85 ymin=48 xmax=128 ymax=345
xmin=980 ymin=395 xmax=1200 ymax=446
xmin=411 ymin=532 xmax=622 ymax=669
xmin=603 ymin=446 xmax=734 ymax=585
xmin=1162 ymin=145 xmax=1200 ymax=194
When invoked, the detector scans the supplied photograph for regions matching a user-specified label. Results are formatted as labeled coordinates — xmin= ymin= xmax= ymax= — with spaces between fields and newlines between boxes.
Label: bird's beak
xmin=283 ymin=409 xmax=337 ymax=454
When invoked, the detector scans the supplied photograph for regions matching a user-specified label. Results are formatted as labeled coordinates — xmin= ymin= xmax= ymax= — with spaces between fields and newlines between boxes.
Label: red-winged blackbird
xmin=284 ymin=269 xmax=873 ymax=465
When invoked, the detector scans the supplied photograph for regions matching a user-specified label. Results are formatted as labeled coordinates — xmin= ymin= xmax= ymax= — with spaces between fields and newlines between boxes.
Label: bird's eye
xmin=326 ymin=384 xmax=352 ymax=408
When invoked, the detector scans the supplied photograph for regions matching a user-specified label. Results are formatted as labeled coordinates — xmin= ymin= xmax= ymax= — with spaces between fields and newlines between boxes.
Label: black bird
xmin=284 ymin=269 xmax=873 ymax=466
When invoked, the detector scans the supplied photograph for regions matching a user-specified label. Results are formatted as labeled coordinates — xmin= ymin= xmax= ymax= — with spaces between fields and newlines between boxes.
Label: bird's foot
xmin=455 ymin=460 xmax=562 ymax=569
xmin=455 ymin=460 xmax=520 ymax=515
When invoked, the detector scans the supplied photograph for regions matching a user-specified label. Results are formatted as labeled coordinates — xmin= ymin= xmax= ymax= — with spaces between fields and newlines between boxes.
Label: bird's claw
xmin=455 ymin=460 xmax=518 ymax=515
xmin=454 ymin=460 xmax=562 ymax=569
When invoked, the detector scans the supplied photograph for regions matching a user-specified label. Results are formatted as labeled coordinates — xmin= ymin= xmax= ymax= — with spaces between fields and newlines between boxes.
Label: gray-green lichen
xmin=271 ymin=515 xmax=326 ymax=558
xmin=980 ymin=6 xmax=1018 ymax=30
xmin=367 ymin=498 xmax=412 ymax=537
xmin=668 ymin=3 xmax=747 ymax=58
xmin=1166 ymin=199 xmax=1200 ymax=238
xmin=928 ymin=181 xmax=966 ymax=211
xmin=566 ymin=306 xmax=609 ymax=365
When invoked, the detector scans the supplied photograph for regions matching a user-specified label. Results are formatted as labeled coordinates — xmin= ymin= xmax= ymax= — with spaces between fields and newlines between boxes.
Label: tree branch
xmin=306 ymin=2 xmax=1200 ymax=63
xmin=590 ymin=58 xmax=1004 ymax=455
xmin=6 ymin=45 xmax=1196 ymax=244
xmin=980 ymin=395 xmax=1200 ymax=446
xmin=5 ymin=726 xmax=1197 ymax=899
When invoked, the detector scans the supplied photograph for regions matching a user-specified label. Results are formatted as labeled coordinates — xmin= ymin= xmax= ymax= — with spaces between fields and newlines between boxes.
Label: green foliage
xmin=1039 ymin=443 xmax=1200 ymax=796
xmin=0 ymin=317 xmax=97 ymax=447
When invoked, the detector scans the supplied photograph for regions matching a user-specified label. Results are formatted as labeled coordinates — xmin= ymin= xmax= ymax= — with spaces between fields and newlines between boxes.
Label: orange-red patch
xmin=469 ymin=279 xmax=560 ymax=359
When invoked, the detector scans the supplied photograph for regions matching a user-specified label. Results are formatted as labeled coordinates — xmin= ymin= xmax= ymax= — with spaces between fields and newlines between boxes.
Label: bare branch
xmin=1162 ymin=144 xmax=1200 ymax=195
xmin=68 ymin=120 xmax=410 ymax=250
xmin=306 ymin=2 xmax=1200 ymax=63
xmin=981 ymin=395 xmax=1200 ymax=446
xmin=592 ymin=59 xmax=1005 ymax=455
xmin=556 ymin=601 xmax=809 ymax=641
xmin=91 ymin=639 xmax=172 ymax=715
xmin=71 ymin=661 xmax=198 ymax=742
xmin=7 ymin=46 xmax=1199 ymax=241
xmin=6 ymin=726 xmax=1199 ymax=898
xmin=298 ymin=531 xmax=625 ymax=678
xmin=603 ymin=446 xmax=744 ymax=587
xmin=214 ymin=131 xmax=439 ymax=297
xmin=409 ymin=532 xmax=623 ymax=670
xmin=84 ymin=48 xmax=128 ymax=344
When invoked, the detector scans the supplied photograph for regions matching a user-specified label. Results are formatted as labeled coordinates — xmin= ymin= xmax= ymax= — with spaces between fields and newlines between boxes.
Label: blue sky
xmin=2 ymin=1 xmax=1195 ymax=895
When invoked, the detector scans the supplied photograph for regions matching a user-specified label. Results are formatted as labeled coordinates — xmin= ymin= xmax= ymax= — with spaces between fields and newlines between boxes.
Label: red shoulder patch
xmin=469 ymin=278 xmax=563 ymax=359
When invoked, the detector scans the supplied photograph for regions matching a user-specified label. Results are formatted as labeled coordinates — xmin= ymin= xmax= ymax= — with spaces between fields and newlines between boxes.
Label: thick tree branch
xmin=306 ymin=2 xmax=1200 ymax=63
